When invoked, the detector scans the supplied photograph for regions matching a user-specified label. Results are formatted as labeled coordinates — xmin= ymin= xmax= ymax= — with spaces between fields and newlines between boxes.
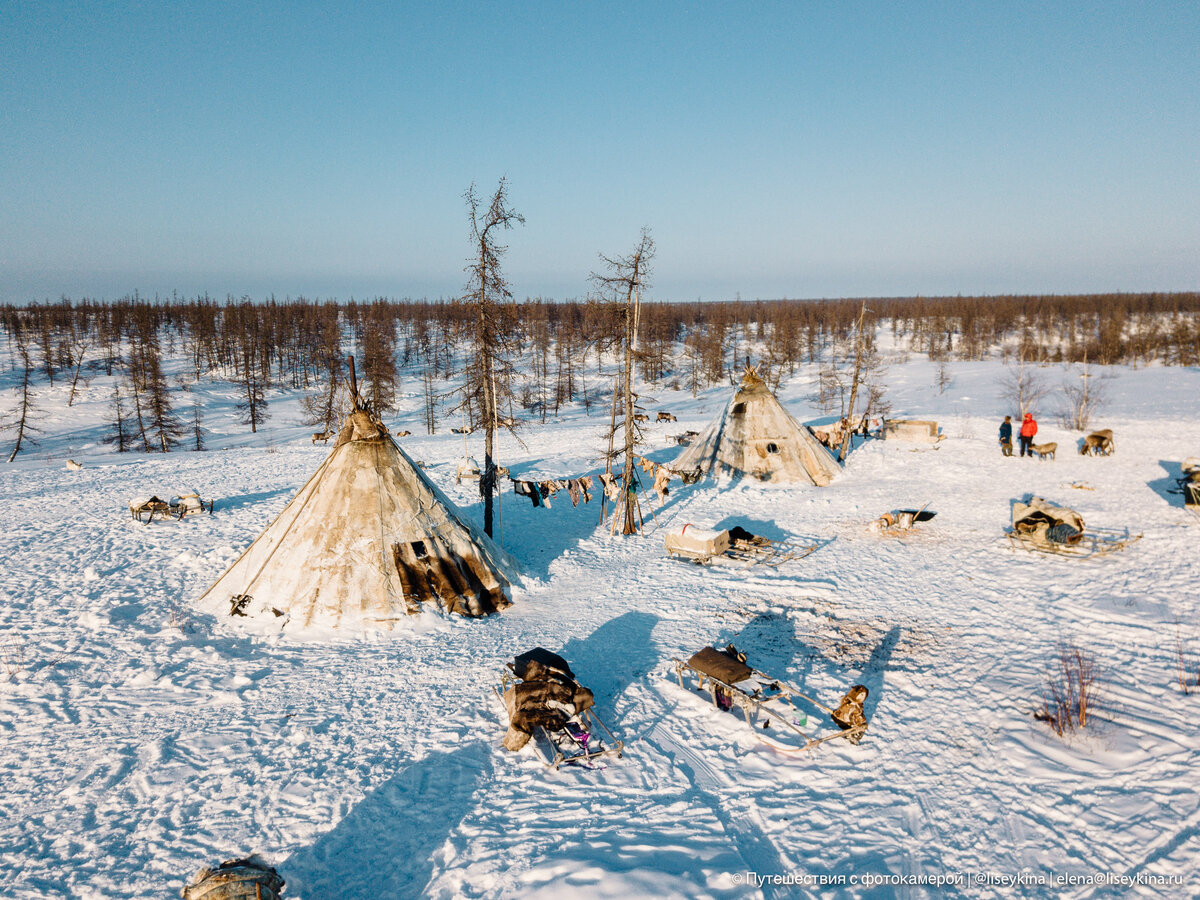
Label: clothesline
xmin=508 ymin=458 xmax=701 ymax=511
xmin=509 ymin=474 xmax=598 ymax=509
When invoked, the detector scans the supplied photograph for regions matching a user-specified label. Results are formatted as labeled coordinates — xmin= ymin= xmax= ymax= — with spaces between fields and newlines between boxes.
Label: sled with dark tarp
xmin=664 ymin=523 xmax=818 ymax=568
xmin=181 ymin=856 xmax=283 ymax=900
xmin=1007 ymin=496 xmax=1140 ymax=558
xmin=870 ymin=505 xmax=937 ymax=535
xmin=1177 ymin=458 xmax=1200 ymax=520
xmin=494 ymin=647 xmax=623 ymax=770
xmin=672 ymin=644 xmax=868 ymax=752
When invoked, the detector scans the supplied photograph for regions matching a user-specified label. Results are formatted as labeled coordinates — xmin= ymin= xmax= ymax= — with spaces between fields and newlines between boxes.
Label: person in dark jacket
xmin=1019 ymin=413 xmax=1038 ymax=457
xmin=999 ymin=416 xmax=1013 ymax=456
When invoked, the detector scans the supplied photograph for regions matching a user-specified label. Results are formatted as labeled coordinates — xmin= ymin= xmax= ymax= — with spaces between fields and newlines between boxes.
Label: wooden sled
xmin=1006 ymin=526 xmax=1142 ymax=559
xmin=871 ymin=505 xmax=936 ymax=536
xmin=671 ymin=651 xmax=867 ymax=753
xmin=494 ymin=668 xmax=624 ymax=770
xmin=130 ymin=493 xmax=215 ymax=524
xmin=129 ymin=496 xmax=173 ymax=524
xmin=665 ymin=524 xmax=818 ymax=569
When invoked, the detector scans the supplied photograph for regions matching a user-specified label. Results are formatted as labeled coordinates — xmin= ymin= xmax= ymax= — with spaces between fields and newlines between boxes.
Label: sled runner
xmin=672 ymin=645 xmax=868 ymax=753
xmin=494 ymin=648 xmax=624 ymax=770
xmin=665 ymin=524 xmax=818 ymax=568
xmin=1007 ymin=526 xmax=1142 ymax=558
xmin=1007 ymin=496 xmax=1141 ymax=558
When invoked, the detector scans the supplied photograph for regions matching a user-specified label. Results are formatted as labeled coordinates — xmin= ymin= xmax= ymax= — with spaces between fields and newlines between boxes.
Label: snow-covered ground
xmin=2 ymin=352 xmax=1198 ymax=898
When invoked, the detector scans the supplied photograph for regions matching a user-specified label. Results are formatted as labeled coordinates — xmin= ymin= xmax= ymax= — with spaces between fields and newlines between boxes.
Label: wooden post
xmin=347 ymin=356 xmax=361 ymax=410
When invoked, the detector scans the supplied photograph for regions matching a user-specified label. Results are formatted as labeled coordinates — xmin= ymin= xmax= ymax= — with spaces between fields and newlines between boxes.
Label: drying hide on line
xmin=198 ymin=407 xmax=517 ymax=630
xmin=671 ymin=367 xmax=840 ymax=485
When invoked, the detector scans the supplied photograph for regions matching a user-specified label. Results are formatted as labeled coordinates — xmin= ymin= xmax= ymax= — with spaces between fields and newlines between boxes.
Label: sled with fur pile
xmin=493 ymin=669 xmax=624 ymax=770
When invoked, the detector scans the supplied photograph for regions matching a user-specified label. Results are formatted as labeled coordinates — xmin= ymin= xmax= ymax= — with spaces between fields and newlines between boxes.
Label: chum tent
xmin=198 ymin=403 xmax=517 ymax=630
xmin=672 ymin=368 xmax=841 ymax=486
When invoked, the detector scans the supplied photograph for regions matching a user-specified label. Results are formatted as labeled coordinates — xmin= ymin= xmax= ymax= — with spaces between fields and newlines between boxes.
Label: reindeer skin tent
xmin=672 ymin=368 xmax=841 ymax=486
xmin=198 ymin=406 xmax=516 ymax=629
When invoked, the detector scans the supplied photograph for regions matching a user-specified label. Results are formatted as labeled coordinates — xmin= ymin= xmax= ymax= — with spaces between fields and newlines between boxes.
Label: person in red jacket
xmin=1018 ymin=412 xmax=1038 ymax=457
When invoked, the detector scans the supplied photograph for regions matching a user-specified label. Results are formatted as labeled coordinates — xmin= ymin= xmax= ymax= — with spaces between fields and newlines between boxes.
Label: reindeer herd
xmin=1025 ymin=429 xmax=1114 ymax=461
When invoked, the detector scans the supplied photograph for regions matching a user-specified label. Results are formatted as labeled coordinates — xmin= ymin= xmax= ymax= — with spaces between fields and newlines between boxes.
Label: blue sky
xmin=2 ymin=1 xmax=1198 ymax=302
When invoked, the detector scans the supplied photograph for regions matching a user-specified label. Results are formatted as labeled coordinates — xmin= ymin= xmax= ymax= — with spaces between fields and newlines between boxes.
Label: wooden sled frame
xmin=872 ymin=504 xmax=936 ymax=537
xmin=671 ymin=658 xmax=866 ymax=752
xmin=1006 ymin=525 xmax=1142 ymax=559
xmin=494 ymin=669 xmax=624 ymax=770
xmin=668 ymin=533 xmax=819 ymax=569
xmin=1169 ymin=477 xmax=1200 ymax=521
xmin=130 ymin=496 xmax=215 ymax=524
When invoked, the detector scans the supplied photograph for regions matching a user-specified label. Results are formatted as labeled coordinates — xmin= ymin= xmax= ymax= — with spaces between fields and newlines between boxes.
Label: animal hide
xmin=831 ymin=685 xmax=869 ymax=744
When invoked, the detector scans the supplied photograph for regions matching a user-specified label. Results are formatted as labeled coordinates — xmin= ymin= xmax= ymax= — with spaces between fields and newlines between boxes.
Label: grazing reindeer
xmin=312 ymin=430 xmax=333 ymax=444
xmin=1080 ymin=429 xmax=1114 ymax=456
xmin=633 ymin=413 xmax=649 ymax=424
xmin=395 ymin=430 xmax=411 ymax=437
xmin=1031 ymin=442 xmax=1057 ymax=460
xmin=656 ymin=411 xmax=677 ymax=423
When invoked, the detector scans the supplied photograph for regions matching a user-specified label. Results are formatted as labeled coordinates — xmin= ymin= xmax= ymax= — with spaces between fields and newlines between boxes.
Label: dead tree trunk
xmin=591 ymin=229 xmax=655 ymax=535
xmin=463 ymin=179 xmax=524 ymax=538
xmin=67 ymin=341 xmax=88 ymax=407
xmin=6 ymin=341 xmax=39 ymax=463
xmin=838 ymin=302 xmax=868 ymax=462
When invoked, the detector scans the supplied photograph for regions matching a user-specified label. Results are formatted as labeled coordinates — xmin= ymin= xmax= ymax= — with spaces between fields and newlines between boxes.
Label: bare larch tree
xmin=591 ymin=228 xmax=655 ymax=535
xmin=463 ymin=178 xmax=524 ymax=537
xmin=5 ymin=329 xmax=40 ymax=463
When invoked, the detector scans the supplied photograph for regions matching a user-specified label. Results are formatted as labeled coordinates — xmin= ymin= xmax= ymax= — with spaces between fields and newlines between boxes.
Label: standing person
xmin=999 ymin=416 xmax=1014 ymax=457
xmin=1019 ymin=412 xmax=1038 ymax=457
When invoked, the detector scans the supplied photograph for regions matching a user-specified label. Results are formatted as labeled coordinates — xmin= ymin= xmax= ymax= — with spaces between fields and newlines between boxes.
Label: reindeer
xmin=395 ymin=430 xmax=411 ymax=437
xmin=1080 ymin=429 xmax=1114 ymax=456
xmin=312 ymin=430 xmax=333 ymax=444
xmin=656 ymin=411 xmax=677 ymax=423
xmin=633 ymin=413 xmax=649 ymax=424
xmin=1030 ymin=442 xmax=1057 ymax=460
